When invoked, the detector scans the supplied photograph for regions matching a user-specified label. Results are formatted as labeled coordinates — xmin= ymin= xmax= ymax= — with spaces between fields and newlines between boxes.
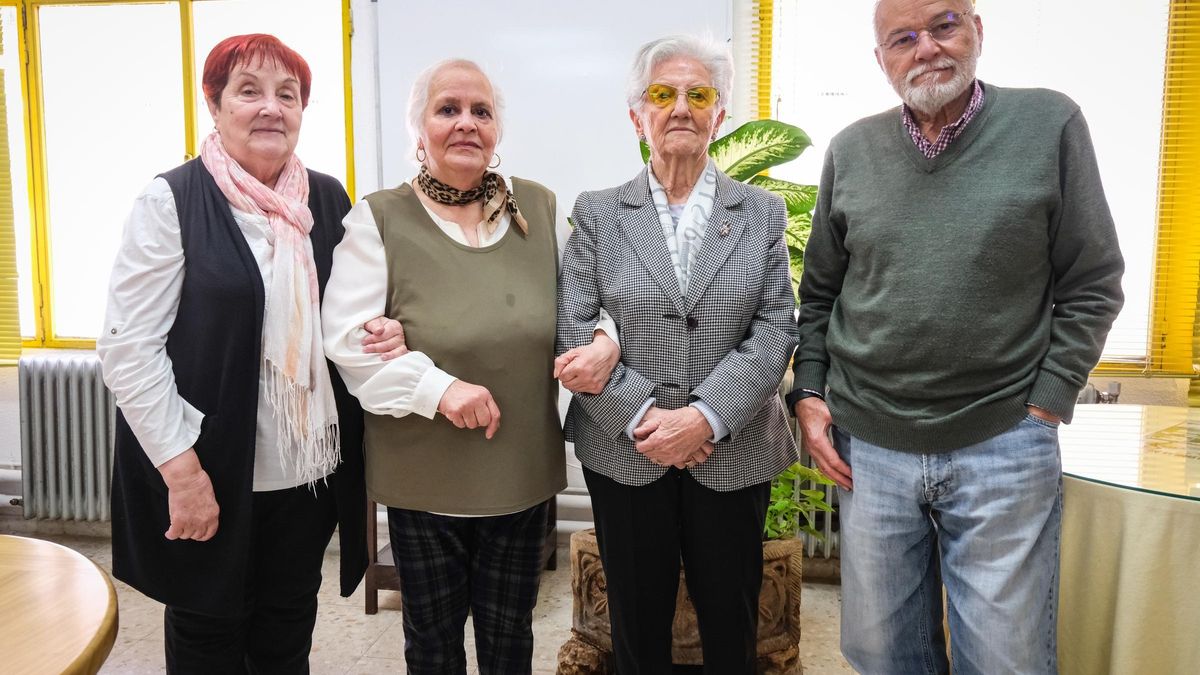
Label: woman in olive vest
xmin=321 ymin=58 xmax=620 ymax=674
xmin=98 ymin=34 xmax=405 ymax=671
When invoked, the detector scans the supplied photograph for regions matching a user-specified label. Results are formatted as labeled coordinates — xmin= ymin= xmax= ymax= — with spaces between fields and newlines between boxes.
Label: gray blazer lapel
xmin=684 ymin=171 xmax=748 ymax=312
xmin=618 ymin=168 xmax=687 ymax=313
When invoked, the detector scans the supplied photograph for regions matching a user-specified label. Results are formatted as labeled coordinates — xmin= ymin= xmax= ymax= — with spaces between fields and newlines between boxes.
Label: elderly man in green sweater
xmin=787 ymin=1 xmax=1124 ymax=673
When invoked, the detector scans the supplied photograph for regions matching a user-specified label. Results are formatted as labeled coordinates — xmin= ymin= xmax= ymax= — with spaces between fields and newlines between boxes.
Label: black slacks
xmin=584 ymin=466 xmax=771 ymax=675
xmin=386 ymin=501 xmax=550 ymax=675
xmin=163 ymin=481 xmax=338 ymax=674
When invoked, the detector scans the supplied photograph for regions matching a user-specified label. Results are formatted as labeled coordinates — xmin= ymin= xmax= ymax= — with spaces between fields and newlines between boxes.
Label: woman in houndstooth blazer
xmin=556 ymin=35 xmax=799 ymax=673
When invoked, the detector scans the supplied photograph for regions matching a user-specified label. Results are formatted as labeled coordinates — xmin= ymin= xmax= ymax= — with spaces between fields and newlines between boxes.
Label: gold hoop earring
xmin=416 ymin=147 xmax=427 ymax=163
xmin=489 ymin=153 xmax=501 ymax=169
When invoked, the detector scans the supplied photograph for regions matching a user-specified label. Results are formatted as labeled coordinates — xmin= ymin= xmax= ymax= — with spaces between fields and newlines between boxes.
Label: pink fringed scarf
xmin=200 ymin=131 xmax=339 ymax=484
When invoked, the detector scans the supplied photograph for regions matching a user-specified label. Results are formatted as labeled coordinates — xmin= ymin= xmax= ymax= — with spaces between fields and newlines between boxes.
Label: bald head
xmin=874 ymin=0 xmax=976 ymax=43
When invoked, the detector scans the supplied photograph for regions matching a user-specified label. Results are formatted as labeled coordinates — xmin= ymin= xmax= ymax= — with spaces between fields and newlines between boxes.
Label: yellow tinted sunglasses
xmin=644 ymin=83 xmax=721 ymax=110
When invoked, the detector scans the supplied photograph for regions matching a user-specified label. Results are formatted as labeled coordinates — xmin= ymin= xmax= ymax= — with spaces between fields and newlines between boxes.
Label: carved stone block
xmin=560 ymin=529 xmax=805 ymax=674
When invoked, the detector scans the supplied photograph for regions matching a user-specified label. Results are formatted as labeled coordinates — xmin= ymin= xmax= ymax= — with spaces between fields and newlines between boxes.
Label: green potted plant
xmin=647 ymin=119 xmax=838 ymax=543
xmin=559 ymin=121 xmax=835 ymax=675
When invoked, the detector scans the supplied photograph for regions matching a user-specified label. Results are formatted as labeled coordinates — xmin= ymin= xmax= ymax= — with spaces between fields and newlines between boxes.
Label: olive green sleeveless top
xmin=362 ymin=178 xmax=565 ymax=514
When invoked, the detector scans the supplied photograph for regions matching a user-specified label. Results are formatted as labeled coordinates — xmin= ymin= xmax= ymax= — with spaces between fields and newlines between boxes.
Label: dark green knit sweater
xmin=793 ymin=84 xmax=1124 ymax=453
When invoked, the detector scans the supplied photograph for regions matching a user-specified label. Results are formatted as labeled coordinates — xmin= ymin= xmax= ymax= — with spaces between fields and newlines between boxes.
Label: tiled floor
xmin=18 ymin=533 xmax=852 ymax=674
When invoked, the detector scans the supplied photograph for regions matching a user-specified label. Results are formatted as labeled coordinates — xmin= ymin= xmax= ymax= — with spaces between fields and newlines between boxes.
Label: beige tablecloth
xmin=1059 ymin=476 xmax=1200 ymax=674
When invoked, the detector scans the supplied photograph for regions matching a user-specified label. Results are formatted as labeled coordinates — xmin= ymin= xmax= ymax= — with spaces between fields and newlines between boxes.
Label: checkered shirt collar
xmin=901 ymin=79 xmax=985 ymax=159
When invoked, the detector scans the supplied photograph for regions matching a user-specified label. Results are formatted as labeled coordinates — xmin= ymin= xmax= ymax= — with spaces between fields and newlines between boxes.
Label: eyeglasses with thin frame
xmin=643 ymin=83 xmax=721 ymax=110
xmin=878 ymin=10 xmax=972 ymax=54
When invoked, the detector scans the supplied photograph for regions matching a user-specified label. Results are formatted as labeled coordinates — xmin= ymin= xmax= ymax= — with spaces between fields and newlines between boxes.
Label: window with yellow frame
xmin=0 ymin=0 xmax=354 ymax=355
xmin=769 ymin=0 xmax=1200 ymax=377
xmin=0 ymin=0 xmax=1195 ymax=380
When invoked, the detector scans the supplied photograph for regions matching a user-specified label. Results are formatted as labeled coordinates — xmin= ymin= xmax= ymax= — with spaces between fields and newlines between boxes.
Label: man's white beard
xmin=896 ymin=49 xmax=978 ymax=116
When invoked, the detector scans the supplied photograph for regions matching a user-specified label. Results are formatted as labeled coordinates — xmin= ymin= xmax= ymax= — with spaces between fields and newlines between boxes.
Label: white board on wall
xmin=375 ymin=0 xmax=732 ymax=212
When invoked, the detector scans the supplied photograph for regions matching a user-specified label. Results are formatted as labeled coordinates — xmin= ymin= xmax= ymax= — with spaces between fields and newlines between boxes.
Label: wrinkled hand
xmin=633 ymin=406 xmax=714 ymax=467
xmin=794 ymin=397 xmax=852 ymax=490
xmin=1025 ymin=405 xmax=1062 ymax=425
xmin=438 ymin=380 xmax=501 ymax=439
xmin=554 ymin=332 xmax=620 ymax=395
xmin=158 ymin=449 xmax=220 ymax=541
xmin=667 ymin=441 xmax=715 ymax=470
xmin=361 ymin=316 xmax=409 ymax=361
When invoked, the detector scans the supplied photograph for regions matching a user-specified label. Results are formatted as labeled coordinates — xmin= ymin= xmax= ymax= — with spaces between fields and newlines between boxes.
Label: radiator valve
xmin=1077 ymin=382 xmax=1121 ymax=404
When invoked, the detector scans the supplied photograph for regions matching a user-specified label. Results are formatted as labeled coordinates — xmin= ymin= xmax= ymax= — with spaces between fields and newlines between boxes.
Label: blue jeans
xmin=834 ymin=415 xmax=1062 ymax=675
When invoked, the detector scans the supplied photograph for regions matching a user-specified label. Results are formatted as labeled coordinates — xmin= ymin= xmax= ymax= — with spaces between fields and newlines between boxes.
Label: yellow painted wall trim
xmin=756 ymin=0 xmax=772 ymax=121
xmin=178 ymin=0 xmax=196 ymax=161
xmin=341 ymin=0 xmax=355 ymax=199
xmin=20 ymin=0 xmax=52 ymax=345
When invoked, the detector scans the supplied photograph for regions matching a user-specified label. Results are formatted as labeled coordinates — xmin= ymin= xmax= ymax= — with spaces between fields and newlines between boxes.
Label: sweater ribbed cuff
xmin=786 ymin=361 xmax=829 ymax=416
xmin=1026 ymin=370 xmax=1082 ymax=423
xmin=792 ymin=360 xmax=828 ymax=396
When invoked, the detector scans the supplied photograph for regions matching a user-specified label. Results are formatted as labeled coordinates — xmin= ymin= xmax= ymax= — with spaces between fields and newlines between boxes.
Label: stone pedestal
xmin=557 ymin=529 xmax=804 ymax=674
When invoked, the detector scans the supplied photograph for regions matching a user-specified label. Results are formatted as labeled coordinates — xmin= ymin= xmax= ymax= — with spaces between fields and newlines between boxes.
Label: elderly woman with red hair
xmin=98 ymin=34 xmax=401 ymax=671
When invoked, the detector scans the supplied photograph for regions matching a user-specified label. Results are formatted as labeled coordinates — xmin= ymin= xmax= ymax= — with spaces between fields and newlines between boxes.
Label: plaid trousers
xmin=386 ymin=501 xmax=549 ymax=675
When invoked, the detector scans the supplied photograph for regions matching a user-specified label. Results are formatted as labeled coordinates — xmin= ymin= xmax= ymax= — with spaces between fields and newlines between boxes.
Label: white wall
xmin=371 ymin=0 xmax=732 ymax=210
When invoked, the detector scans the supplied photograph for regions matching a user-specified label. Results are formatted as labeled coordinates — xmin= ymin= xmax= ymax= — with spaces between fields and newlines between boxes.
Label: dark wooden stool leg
xmin=365 ymin=498 xmax=401 ymax=614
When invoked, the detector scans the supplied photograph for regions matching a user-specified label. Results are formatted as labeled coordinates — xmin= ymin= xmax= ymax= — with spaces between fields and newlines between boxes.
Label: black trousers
xmin=163 ymin=481 xmax=338 ymax=674
xmin=584 ymin=467 xmax=771 ymax=675
xmin=387 ymin=501 xmax=550 ymax=675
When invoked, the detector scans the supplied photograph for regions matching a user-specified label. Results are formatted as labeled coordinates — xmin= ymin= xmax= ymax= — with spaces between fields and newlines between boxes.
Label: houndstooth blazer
xmin=557 ymin=167 xmax=799 ymax=491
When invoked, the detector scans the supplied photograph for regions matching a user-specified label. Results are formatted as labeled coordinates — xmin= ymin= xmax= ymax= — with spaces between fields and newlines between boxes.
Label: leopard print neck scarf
xmin=416 ymin=165 xmax=528 ymax=237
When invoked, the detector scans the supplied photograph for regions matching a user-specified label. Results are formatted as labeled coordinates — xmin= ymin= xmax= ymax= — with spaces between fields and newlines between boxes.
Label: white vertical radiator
xmin=18 ymin=353 xmax=115 ymax=521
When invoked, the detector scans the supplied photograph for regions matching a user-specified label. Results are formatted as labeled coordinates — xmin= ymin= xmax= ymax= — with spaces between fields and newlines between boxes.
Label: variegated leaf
xmin=749 ymin=175 xmax=818 ymax=216
xmin=708 ymin=120 xmax=811 ymax=181
xmin=785 ymin=211 xmax=812 ymax=296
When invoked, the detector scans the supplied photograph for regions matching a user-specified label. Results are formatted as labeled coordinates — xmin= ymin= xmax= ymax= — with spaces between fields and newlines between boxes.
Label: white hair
xmin=875 ymin=0 xmax=982 ymax=115
xmin=625 ymin=35 xmax=734 ymax=112
xmin=405 ymin=58 xmax=505 ymax=160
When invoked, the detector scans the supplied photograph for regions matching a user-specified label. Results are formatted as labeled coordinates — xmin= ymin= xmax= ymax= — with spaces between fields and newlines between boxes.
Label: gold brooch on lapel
xmin=718 ymin=220 xmax=731 ymax=237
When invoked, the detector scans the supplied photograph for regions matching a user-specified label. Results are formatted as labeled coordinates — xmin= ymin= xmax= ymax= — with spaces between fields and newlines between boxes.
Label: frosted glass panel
xmin=193 ymin=0 xmax=347 ymax=189
xmin=40 ymin=3 xmax=184 ymax=339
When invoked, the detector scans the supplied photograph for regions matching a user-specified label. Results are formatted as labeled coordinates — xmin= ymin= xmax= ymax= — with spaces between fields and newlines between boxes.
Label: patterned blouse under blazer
xmin=557 ymin=167 xmax=799 ymax=492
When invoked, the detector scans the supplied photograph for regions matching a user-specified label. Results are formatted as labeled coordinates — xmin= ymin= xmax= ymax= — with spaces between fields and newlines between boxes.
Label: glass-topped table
xmin=1060 ymin=404 xmax=1200 ymax=500
xmin=1056 ymin=404 xmax=1200 ymax=674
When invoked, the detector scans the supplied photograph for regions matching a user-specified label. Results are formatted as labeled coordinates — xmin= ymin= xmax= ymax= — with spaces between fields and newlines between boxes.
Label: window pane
xmin=772 ymin=0 xmax=1165 ymax=361
xmin=973 ymin=0 xmax=1165 ymax=361
xmin=39 ymin=3 xmax=185 ymax=339
xmin=192 ymin=0 xmax=347 ymax=189
xmin=0 ymin=7 xmax=34 ymax=338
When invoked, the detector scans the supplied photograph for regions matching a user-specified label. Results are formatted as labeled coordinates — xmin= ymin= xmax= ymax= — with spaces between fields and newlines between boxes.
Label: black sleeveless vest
xmin=109 ymin=159 xmax=365 ymax=615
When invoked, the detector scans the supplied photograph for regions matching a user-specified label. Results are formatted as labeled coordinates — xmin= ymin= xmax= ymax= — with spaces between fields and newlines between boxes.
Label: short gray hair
xmin=406 ymin=58 xmax=505 ymax=156
xmin=625 ymin=35 xmax=733 ymax=112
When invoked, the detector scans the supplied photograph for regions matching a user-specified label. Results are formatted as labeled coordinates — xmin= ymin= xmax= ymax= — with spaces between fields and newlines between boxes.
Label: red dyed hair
xmin=202 ymin=34 xmax=312 ymax=108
